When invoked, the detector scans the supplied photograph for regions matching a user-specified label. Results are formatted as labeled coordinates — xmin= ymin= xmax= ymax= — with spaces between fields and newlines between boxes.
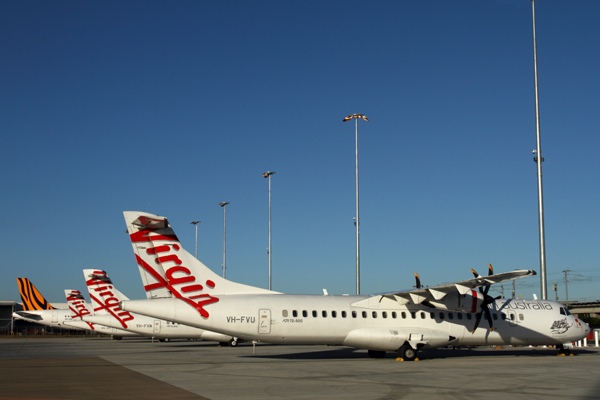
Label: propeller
xmin=471 ymin=264 xmax=501 ymax=333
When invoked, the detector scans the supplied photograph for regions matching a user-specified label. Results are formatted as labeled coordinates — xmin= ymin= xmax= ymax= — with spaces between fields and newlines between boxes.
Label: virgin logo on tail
xmin=86 ymin=271 xmax=135 ymax=328
xmin=66 ymin=290 xmax=95 ymax=330
xmin=132 ymin=231 xmax=219 ymax=319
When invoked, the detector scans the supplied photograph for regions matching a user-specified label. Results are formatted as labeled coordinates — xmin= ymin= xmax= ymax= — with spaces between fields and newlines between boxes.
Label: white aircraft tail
xmin=65 ymin=289 xmax=96 ymax=330
xmin=123 ymin=211 xmax=277 ymax=319
xmin=83 ymin=269 xmax=135 ymax=329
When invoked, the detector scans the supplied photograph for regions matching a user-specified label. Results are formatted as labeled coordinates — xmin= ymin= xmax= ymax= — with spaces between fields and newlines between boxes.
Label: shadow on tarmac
xmin=243 ymin=346 xmax=596 ymax=360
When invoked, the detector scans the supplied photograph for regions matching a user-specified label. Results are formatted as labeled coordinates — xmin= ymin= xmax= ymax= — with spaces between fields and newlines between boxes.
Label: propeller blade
xmin=488 ymin=264 xmax=493 ymax=276
xmin=484 ymin=306 xmax=494 ymax=331
xmin=414 ymin=272 xmax=421 ymax=289
xmin=471 ymin=269 xmax=479 ymax=278
xmin=471 ymin=310 xmax=483 ymax=334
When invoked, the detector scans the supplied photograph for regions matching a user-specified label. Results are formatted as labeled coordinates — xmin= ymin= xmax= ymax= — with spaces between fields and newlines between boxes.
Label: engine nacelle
xmin=428 ymin=289 xmax=483 ymax=313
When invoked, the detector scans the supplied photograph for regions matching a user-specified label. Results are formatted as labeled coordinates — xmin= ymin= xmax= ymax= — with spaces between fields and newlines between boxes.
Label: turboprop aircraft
xmin=13 ymin=278 xmax=85 ymax=331
xmin=13 ymin=279 xmax=137 ymax=338
xmin=81 ymin=269 xmax=237 ymax=344
xmin=119 ymin=211 xmax=591 ymax=360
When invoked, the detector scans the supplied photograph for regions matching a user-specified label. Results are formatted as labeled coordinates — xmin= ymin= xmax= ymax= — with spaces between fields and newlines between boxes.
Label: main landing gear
xmin=396 ymin=344 xmax=418 ymax=361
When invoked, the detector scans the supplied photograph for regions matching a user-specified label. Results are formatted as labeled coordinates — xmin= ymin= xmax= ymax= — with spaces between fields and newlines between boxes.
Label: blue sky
xmin=2 ymin=0 xmax=599 ymax=304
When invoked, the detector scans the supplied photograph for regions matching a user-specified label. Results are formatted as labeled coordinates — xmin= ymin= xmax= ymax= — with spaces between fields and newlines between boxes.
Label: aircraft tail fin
xmin=123 ymin=211 xmax=277 ymax=319
xmin=64 ymin=290 xmax=93 ymax=319
xmin=17 ymin=278 xmax=54 ymax=310
xmin=83 ymin=269 xmax=135 ymax=329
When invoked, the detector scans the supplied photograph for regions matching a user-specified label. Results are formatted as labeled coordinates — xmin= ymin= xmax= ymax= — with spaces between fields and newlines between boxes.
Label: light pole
xmin=531 ymin=0 xmax=547 ymax=300
xmin=343 ymin=113 xmax=368 ymax=295
xmin=190 ymin=221 xmax=200 ymax=259
xmin=262 ymin=171 xmax=275 ymax=290
xmin=219 ymin=202 xmax=230 ymax=278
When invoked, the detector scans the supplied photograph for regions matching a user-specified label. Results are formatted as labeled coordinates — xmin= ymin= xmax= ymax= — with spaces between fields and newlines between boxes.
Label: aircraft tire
xmin=397 ymin=344 xmax=417 ymax=361
xmin=164 ymin=338 xmax=170 ymax=342
xmin=367 ymin=350 xmax=386 ymax=358
xmin=229 ymin=339 xmax=238 ymax=347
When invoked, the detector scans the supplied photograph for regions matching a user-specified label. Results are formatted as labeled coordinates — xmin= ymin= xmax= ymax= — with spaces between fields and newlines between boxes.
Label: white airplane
xmin=12 ymin=278 xmax=137 ymax=338
xmin=81 ymin=269 xmax=237 ymax=344
xmin=13 ymin=278 xmax=86 ymax=331
xmin=120 ymin=211 xmax=591 ymax=360
xmin=63 ymin=289 xmax=138 ymax=338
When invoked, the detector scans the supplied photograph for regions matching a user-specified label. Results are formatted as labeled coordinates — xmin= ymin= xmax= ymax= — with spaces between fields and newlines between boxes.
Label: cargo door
xmin=153 ymin=320 xmax=161 ymax=334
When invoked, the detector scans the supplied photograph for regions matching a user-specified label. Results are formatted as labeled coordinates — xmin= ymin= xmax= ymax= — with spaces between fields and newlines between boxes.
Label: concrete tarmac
xmin=1 ymin=337 xmax=599 ymax=400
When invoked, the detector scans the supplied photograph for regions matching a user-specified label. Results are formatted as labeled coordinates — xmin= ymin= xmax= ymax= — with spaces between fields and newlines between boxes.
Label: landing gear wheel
xmin=397 ymin=344 xmax=417 ymax=361
xmin=229 ymin=338 xmax=238 ymax=347
xmin=557 ymin=344 xmax=571 ymax=356
xmin=164 ymin=338 xmax=170 ymax=342
xmin=112 ymin=336 xmax=123 ymax=341
xmin=367 ymin=350 xmax=386 ymax=358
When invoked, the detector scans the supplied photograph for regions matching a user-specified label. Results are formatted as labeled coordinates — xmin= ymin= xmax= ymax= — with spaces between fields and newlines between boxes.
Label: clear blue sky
xmin=2 ymin=1 xmax=599 ymax=304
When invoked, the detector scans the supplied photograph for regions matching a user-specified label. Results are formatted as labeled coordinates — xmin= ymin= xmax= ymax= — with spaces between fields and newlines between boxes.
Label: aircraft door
xmin=507 ymin=311 xmax=518 ymax=327
xmin=153 ymin=320 xmax=161 ymax=334
xmin=258 ymin=309 xmax=271 ymax=334
xmin=52 ymin=311 xmax=58 ymax=323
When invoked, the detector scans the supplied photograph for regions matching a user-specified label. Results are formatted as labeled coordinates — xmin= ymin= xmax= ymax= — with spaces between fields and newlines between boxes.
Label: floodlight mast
xmin=343 ymin=113 xmax=368 ymax=295
xmin=532 ymin=0 xmax=547 ymax=300
xmin=190 ymin=221 xmax=200 ymax=259
xmin=262 ymin=171 xmax=275 ymax=290
xmin=219 ymin=202 xmax=230 ymax=278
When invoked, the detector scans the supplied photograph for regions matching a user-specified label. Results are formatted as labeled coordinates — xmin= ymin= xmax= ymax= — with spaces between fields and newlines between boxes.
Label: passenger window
xmin=372 ymin=311 xmax=377 ymax=318
xmin=282 ymin=310 xmax=288 ymax=317
xmin=448 ymin=313 xmax=454 ymax=320
xmin=341 ymin=311 xmax=347 ymax=318
xmin=501 ymin=313 xmax=507 ymax=320
xmin=382 ymin=311 xmax=387 ymax=319
xmin=420 ymin=312 xmax=425 ymax=319
xmin=312 ymin=310 xmax=317 ymax=318
xmin=362 ymin=311 xmax=367 ymax=318
xmin=439 ymin=312 xmax=445 ymax=320
xmin=332 ymin=311 xmax=337 ymax=318
xmin=430 ymin=312 xmax=435 ymax=319
xmin=492 ymin=314 xmax=498 ymax=320
xmin=352 ymin=311 xmax=357 ymax=318
xmin=392 ymin=312 xmax=397 ymax=319
xmin=466 ymin=314 xmax=472 ymax=320
xmin=292 ymin=310 xmax=298 ymax=318
xmin=401 ymin=312 xmax=406 ymax=319
xmin=411 ymin=312 xmax=416 ymax=319
xmin=302 ymin=310 xmax=308 ymax=318
xmin=457 ymin=314 xmax=463 ymax=320
xmin=322 ymin=310 xmax=327 ymax=318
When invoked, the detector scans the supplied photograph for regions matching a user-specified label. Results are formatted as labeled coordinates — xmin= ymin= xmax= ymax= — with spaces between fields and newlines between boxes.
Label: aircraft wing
xmin=378 ymin=269 xmax=536 ymax=305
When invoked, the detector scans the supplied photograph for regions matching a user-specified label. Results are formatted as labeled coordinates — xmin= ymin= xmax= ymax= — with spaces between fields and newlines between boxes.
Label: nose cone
xmin=581 ymin=319 xmax=592 ymax=337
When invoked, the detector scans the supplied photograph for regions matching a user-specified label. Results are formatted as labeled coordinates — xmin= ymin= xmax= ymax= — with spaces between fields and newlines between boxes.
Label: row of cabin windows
xmin=281 ymin=309 xmax=522 ymax=321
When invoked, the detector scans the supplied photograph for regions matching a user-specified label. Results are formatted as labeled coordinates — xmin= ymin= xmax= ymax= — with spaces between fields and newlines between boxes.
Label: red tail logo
xmin=86 ymin=271 xmax=135 ymax=328
xmin=132 ymin=230 xmax=219 ymax=319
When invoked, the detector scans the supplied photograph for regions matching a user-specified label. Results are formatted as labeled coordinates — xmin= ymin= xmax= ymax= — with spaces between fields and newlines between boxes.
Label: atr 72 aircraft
xmin=120 ymin=211 xmax=591 ymax=360
xmin=13 ymin=278 xmax=136 ymax=338
xmin=81 ymin=269 xmax=236 ymax=344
